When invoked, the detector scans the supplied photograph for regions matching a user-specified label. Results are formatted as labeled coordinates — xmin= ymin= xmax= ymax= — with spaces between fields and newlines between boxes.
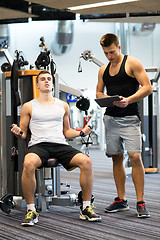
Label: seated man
xmin=11 ymin=70 xmax=101 ymax=226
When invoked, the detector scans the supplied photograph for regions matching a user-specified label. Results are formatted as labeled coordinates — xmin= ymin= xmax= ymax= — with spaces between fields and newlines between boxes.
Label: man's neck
xmin=37 ymin=92 xmax=54 ymax=105
xmin=111 ymin=54 xmax=123 ymax=67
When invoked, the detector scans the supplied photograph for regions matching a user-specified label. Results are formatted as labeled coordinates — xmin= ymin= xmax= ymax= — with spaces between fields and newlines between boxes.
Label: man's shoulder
xmin=99 ymin=63 xmax=108 ymax=75
xmin=55 ymin=97 xmax=64 ymax=104
xmin=55 ymin=98 xmax=68 ymax=108
xmin=126 ymin=55 xmax=139 ymax=64
xmin=23 ymin=101 xmax=32 ymax=106
xmin=100 ymin=63 xmax=108 ymax=70
xmin=126 ymin=56 xmax=143 ymax=70
xmin=22 ymin=101 xmax=32 ymax=111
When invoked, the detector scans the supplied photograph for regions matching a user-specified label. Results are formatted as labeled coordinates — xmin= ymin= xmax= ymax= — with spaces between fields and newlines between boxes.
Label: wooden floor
xmin=0 ymin=148 xmax=159 ymax=240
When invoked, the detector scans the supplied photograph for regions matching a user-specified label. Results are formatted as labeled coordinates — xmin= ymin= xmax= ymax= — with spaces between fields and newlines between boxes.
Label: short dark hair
xmin=100 ymin=33 xmax=119 ymax=47
xmin=36 ymin=70 xmax=51 ymax=83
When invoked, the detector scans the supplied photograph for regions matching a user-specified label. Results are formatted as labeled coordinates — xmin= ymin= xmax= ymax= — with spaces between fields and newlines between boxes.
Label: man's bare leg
xmin=112 ymin=154 xmax=126 ymax=199
xmin=69 ymin=153 xmax=101 ymax=221
xmin=69 ymin=153 xmax=93 ymax=201
xmin=105 ymin=154 xmax=129 ymax=213
xmin=22 ymin=153 xmax=42 ymax=204
xmin=128 ymin=153 xmax=145 ymax=202
xmin=21 ymin=153 xmax=42 ymax=226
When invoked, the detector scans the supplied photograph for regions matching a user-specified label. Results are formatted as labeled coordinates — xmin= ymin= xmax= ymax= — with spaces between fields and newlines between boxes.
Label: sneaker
xmin=21 ymin=210 xmax=39 ymax=226
xmin=105 ymin=197 xmax=129 ymax=213
xmin=80 ymin=206 xmax=101 ymax=222
xmin=137 ymin=201 xmax=150 ymax=218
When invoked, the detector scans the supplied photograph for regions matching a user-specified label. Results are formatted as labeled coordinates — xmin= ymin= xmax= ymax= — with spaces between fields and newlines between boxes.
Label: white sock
xmin=83 ymin=201 xmax=91 ymax=210
xmin=27 ymin=204 xmax=36 ymax=212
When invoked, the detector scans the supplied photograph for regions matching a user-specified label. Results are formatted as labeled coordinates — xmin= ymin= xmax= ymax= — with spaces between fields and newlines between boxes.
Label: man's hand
xmin=10 ymin=124 xmax=23 ymax=138
xmin=80 ymin=125 xmax=92 ymax=137
xmin=113 ymin=96 xmax=129 ymax=108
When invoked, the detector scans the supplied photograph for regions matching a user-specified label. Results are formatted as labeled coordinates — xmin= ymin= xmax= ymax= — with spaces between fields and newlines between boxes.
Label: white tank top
xmin=28 ymin=98 xmax=68 ymax=147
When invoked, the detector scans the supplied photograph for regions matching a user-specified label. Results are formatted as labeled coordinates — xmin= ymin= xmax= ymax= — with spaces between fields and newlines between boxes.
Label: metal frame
xmin=145 ymin=67 xmax=160 ymax=171
xmin=0 ymin=48 xmax=13 ymax=65
xmin=0 ymin=73 xmax=7 ymax=197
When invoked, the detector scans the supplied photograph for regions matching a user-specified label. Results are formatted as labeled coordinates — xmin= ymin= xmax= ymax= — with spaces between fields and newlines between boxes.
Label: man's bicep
xmin=19 ymin=104 xmax=31 ymax=135
xmin=63 ymin=103 xmax=70 ymax=132
xmin=97 ymin=67 xmax=105 ymax=92
xmin=131 ymin=58 xmax=149 ymax=86
xmin=134 ymin=65 xmax=150 ymax=86
xmin=96 ymin=79 xmax=105 ymax=93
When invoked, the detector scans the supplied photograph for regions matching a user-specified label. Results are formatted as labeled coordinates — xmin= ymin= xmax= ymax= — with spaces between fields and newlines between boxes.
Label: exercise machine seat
xmin=43 ymin=158 xmax=59 ymax=168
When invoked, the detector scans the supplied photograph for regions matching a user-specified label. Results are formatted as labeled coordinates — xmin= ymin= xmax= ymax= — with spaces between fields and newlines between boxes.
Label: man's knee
xmin=112 ymin=154 xmax=123 ymax=162
xmin=79 ymin=155 xmax=92 ymax=170
xmin=23 ymin=161 xmax=35 ymax=175
xmin=23 ymin=154 xmax=41 ymax=173
xmin=69 ymin=153 xmax=92 ymax=171
xmin=128 ymin=153 xmax=142 ymax=166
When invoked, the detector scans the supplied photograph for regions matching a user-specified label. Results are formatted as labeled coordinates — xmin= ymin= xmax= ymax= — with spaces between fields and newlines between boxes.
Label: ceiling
xmin=0 ymin=0 xmax=160 ymax=24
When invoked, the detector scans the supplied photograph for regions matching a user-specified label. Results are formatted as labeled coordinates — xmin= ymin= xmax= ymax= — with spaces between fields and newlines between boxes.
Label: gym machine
xmin=78 ymin=50 xmax=104 ymax=69
xmin=0 ymin=69 xmax=83 ymax=213
xmin=76 ymin=96 xmax=93 ymax=156
xmin=0 ymin=39 xmax=91 ymax=214
xmin=142 ymin=67 xmax=160 ymax=172
xmin=79 ymin=50 xmax=160 ymax=173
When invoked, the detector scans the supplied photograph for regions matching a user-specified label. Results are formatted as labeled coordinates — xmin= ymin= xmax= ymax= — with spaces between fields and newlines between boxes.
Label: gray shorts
xmin=103 ymin=115 xmax=142 ymax=157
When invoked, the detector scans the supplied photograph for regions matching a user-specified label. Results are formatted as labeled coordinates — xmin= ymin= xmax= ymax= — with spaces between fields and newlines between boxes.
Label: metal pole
xmin=119 ymin=23 xmax=128 ymax=55
xmin=53 ymin=73 xmax=61 ymax=197
xmin=157 ymin=78 xmax=160 ymax=171
xmin=0 ymin=73 xmax=7 ymax=197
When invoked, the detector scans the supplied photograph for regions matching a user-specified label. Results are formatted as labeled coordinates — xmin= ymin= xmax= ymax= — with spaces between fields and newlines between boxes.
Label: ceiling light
xmin=68 ymin=0 xmax=140 ymax=11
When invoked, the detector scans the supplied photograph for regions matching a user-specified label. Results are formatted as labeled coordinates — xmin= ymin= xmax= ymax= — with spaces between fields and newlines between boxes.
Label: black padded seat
xmin=37 ymin=158 xmax=60 ymax=170
xmin=43 ymin=158 xmax=59 ymax=168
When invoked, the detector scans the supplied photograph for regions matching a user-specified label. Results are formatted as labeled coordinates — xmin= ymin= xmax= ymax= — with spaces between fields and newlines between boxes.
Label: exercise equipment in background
xmin=76 ymin=96 xmax=93 ymax=156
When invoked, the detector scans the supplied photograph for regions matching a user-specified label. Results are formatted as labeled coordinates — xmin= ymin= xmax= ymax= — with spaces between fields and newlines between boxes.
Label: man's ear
xmin=36 ymin=83 xmax=39 ymax=89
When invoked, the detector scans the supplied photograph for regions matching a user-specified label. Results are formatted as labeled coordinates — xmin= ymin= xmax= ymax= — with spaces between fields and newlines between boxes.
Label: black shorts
xmin=27 ymin=142 xmax=82 ymax=170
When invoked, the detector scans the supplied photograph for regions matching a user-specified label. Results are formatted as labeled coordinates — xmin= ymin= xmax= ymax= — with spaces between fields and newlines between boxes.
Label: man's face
xmin=37 ymin=73 xmax=53 ymax=92
xmin=102 ymin=43 xmax=121 ymax=63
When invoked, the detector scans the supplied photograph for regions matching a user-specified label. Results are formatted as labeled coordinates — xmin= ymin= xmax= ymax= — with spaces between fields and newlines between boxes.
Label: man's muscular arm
xmin=10 ymin=102 xmax=31 ymax=139
xmin=113 ymin=57 xmax=152 ymax=108
xmin=62 ymin=102 xmax=92 ymax=138
xmin=96 ymin=65 xmax=109 ymax=98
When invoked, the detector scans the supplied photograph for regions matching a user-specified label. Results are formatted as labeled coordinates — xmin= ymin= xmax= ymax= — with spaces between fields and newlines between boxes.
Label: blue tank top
xmin=103 ymin=55 xmax=140 ymax=119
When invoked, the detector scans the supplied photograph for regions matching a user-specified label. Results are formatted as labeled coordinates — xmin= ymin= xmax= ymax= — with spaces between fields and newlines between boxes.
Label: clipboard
xmin=95 ymin=95 xmax=121 ymax=107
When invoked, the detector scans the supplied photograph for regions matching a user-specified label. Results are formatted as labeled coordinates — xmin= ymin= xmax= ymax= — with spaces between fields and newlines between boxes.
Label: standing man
xmin=11 ymin=70 xmax=101 ymax=226
xmin=96 ymin=33 xmax=152 ymax=218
